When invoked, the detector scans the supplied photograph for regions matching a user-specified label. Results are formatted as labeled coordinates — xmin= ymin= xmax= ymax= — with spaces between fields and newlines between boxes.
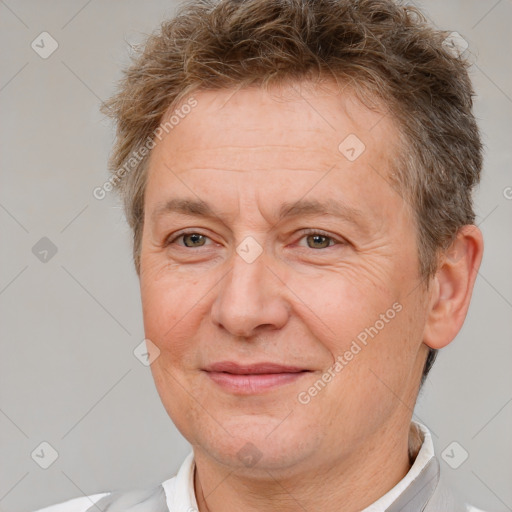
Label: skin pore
xmin=138 ymin=79 xmax=483 ymax=512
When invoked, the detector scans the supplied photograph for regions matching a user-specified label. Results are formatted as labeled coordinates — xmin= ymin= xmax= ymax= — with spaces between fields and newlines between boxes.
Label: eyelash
xmin=165 ymin=229 xmax=343 ymax=249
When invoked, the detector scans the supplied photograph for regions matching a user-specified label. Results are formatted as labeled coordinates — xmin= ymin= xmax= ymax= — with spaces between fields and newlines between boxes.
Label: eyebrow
xmin=151 ymin=197 xmax=368 ymax=232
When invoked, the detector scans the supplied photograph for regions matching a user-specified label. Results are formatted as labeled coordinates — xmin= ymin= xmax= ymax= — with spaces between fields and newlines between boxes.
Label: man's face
xmin=140 ymin=81 xmax=430 ymax=473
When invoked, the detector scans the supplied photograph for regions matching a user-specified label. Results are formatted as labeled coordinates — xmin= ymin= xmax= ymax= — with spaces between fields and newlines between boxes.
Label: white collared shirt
xmin=34 ymin=421 xmax=485 ymax=512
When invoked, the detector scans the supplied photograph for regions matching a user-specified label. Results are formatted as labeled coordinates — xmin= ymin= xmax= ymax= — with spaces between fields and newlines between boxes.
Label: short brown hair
xmin=102 ymin=0 xmax=483 ymax=384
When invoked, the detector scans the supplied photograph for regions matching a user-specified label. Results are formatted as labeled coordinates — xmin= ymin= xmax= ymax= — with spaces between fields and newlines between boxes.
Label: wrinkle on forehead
xmin=145 ymin=78 xmax=407 ymax=236
xmin=156 ymin=78 xmax=395 ymax=159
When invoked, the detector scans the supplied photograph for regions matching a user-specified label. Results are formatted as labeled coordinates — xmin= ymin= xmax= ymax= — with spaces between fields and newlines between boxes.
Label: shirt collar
xmin=362 ymin=421 xmax=439 ymax=511
xmin=164 ymin=421 xmax=439 ymax=512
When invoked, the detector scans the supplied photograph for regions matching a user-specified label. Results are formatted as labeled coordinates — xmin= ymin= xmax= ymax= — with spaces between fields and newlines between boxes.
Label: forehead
xmin=155 ymin=81 xmax=396 ymax=168
xmin=144 ymin=80 xmax=407 ymax=230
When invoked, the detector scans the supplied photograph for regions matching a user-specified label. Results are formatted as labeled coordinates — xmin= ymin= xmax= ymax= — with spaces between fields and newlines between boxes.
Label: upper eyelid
xmin=295 ymin=229 xmax=343 ymax=247
xmin=166 ymin=229 xmax=214 ymax=244
xmin=298 ymin=228 xmax=341 ymax=240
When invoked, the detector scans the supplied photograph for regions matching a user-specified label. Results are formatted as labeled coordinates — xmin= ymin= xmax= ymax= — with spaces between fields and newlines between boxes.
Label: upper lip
xmin=203 ymin=361 xmax=308 ymax=374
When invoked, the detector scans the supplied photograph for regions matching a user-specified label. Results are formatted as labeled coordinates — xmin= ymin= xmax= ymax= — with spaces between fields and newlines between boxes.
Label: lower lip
xmin=205 ymin=371 xmax=308 ymax=394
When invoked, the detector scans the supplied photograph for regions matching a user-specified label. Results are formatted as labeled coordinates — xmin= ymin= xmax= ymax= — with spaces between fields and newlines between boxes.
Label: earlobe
xmin=423 ymin=225 xmax=484 ymax=350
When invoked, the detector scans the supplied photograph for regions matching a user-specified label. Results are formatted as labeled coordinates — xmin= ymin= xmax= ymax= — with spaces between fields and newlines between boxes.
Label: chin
xmin=191 ymin=414 xmax=321 ymax=473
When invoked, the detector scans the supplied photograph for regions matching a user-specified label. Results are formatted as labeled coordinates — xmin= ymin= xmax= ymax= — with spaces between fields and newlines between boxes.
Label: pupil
xmin=309 ymin=235 xmax=328 ymax=249
xmin=185 ymin=234 xmax=204 ymax=247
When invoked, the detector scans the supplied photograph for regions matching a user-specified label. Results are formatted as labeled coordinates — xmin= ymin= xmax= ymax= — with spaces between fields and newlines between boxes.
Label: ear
xmin=423 ymin=225 xmax=484 ymax=350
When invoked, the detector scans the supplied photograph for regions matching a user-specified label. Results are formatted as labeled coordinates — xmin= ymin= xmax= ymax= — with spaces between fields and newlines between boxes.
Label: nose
xmin=210 ymin=243 xmax=290 ymax=339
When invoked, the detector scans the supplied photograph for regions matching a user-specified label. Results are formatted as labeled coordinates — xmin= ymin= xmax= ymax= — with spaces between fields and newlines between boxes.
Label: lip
xmin=203 ymin=361 xmax=310 ymax=394
xmin=204 ymin=361 xmax=307 ymax=374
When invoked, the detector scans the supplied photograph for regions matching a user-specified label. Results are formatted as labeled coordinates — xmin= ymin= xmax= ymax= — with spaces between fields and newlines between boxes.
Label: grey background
xmin=0 ymin=1 xmax=511 ymax=511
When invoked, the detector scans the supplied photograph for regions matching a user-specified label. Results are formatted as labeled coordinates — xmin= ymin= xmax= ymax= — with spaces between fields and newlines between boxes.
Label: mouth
xmin=202 ymin=361 xmax=311 ymax=394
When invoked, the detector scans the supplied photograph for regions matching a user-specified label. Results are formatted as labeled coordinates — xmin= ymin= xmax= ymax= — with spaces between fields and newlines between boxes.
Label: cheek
xmin=283 ymin=266 xmax=399 ymax=350
xmin=311 ymin=304 xmax=422 ymax=434
xmin=140 ymin=261 xmax=200 ymax=354
xmin=293 ymin=268 xmax=421 ymax=391
xmin=337 ymin=295 xmax=426 ymax=411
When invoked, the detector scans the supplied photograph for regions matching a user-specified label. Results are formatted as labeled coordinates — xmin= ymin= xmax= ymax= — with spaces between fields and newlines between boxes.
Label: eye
xmin=296 ymin=230 xmax=341 ymax=249
xmin=166 ymin=231 xmax=212 ymax=248
xmin=165 ymin=229 xmax=343 ymax=250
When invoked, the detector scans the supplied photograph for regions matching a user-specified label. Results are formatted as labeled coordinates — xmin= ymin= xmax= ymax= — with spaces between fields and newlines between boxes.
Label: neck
xmin=193 ymin=417 xmax=414 ymax=512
